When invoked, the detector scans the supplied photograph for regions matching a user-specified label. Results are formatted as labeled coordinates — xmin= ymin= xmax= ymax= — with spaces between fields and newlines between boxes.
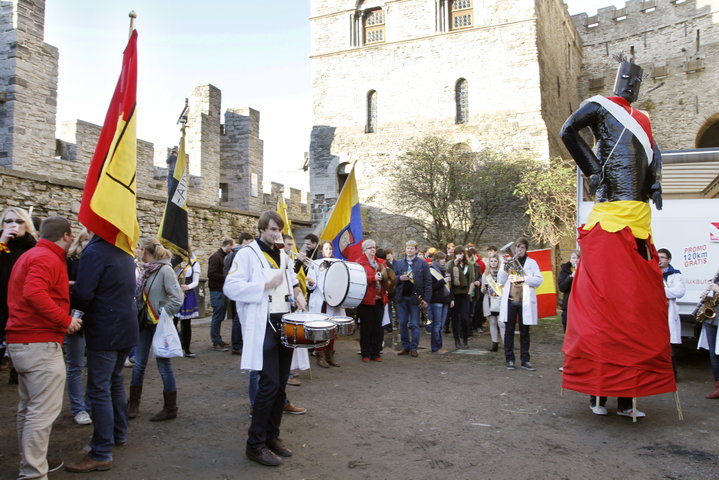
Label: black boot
xmin=127 ymin=385 xmax=142 ymax=419
xmin=490 ymin=342 xmax=499 ymax=352
xmin=455 ymin=340 xmax=462 ymax=349
xmin=150 ymin=391 xmax=177 ymax=422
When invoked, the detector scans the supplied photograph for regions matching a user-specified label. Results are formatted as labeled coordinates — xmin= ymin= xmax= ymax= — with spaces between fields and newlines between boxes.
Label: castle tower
xmin=0 ymin=0 xmax=58 ymax=170
xmin=220 ymin=107 xmax=265 ymax=211
xmin=309 ymin=0 xmax=581 ymax=219
xmin=186 ymin=84 xmax=222 ymax=205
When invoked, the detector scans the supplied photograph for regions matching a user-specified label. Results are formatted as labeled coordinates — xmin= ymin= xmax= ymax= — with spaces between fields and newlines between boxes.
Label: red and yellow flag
xmin=528 ymin=248 xmax=557 ymax=319
xmin=78 ymin=30 xmax=139 ymax=256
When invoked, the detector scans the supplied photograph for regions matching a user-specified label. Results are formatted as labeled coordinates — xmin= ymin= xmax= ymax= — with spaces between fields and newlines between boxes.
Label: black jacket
xmin=208 ymin=248 xmax=229 ymax=291
xmin=557 ymin=261 xmax=575 ymax=311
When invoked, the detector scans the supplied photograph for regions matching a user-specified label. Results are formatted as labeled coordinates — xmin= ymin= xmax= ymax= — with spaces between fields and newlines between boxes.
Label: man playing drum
xmin=223 ymin=211 xmax=306 ymax=467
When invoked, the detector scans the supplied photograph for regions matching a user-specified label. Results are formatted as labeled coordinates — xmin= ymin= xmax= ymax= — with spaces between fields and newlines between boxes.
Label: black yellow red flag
xmin=78 ymin=30 xmax=139 ymax=256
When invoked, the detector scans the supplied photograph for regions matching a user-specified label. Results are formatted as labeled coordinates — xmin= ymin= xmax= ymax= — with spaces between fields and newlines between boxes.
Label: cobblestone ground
xmin=1 ymin=317 xmax=717 ymax=480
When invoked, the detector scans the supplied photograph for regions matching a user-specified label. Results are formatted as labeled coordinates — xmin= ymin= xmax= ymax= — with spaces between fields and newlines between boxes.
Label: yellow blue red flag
xmin=78 ymin=30 xmax=139 ymax=256
xmin=320 ymin=167 xmax=363 ymax=261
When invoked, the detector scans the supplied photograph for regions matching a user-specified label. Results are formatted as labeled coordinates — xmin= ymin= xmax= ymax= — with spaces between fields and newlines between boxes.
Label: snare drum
xmin=280 ymin=312 xmax=329 ymax=348
xmin=330 ymin=316 xmax=356 ymax=336
xmin=304 ymin=320 xmax=337 ymax=343
xmin=324 ymin=261 xmax=368 ymax=309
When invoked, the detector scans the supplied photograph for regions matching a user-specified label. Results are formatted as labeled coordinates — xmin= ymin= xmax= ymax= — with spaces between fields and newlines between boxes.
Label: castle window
xmin=364 ymin=8 xmax=385 ymax=45
xmin=366 ymin=90 xmax=377 ymax=133
xmin=219 ymin=183 xmax=229 ymax=202
xmin=455 ymin=79 xmax=468 ymax=124
xmin=450 ymin=0 xmax=473 ymax=30
xmin=337 ymin=162 xmax=351 ymax=194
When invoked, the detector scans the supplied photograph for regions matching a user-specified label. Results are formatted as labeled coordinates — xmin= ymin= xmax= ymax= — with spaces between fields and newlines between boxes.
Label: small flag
xmin=320 ymin=167 xmax=364 ymax=261
xmin=78 ymin=30 xmax=139 ymax=256
xmin=528 ymin=248 xmax=557 ymax=319
xmin=158 ymin=126 xmax=189 ymax=259
xmin=277 ymin=196 xmax=307 ymax=296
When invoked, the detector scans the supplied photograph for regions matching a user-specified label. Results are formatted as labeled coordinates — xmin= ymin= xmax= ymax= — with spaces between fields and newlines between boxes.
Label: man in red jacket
xmin=6 ymin=216 xmax=82 ymax=479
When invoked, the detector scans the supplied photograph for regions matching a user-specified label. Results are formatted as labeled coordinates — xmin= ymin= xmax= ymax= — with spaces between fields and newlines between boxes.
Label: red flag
xmin=78 ymin=30 xmax=139 ymax=256
xmin=527 ymin=248 xmax=557 ymax=319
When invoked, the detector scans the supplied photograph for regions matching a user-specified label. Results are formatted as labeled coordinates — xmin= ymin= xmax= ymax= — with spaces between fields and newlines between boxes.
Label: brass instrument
xmin=500 ymin=242 xmax=525 ymax=277
xmin=692 ymin=273 xmax=719 ymax=323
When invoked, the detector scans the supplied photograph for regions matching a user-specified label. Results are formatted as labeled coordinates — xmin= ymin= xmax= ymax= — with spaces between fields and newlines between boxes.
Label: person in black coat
xmin=558 ymin=250 xmax=580 ymax=332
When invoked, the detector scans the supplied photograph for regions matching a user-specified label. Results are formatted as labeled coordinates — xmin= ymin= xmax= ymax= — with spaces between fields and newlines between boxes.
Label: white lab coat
xmin=664 ymin=269 xmax=686 ymax=344
xmin=223 ymin=240 xmax=300 ymax=371
xmin=697 ymin=320 xmax=719 ymax=354
xmin=306 ymin=258 xmax=345 ymax=317
xmin=497 ymin=256 xmax=543 ymax=326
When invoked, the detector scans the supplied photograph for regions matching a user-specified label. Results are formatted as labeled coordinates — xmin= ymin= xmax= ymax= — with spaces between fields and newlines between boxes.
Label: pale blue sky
xmin=44 ymin=1 xmax=620 ymax=191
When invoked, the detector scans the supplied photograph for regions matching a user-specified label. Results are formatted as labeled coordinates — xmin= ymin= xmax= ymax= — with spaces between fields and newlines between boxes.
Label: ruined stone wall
xmin=572 ymin=0 xmax=719 ymax=150
xmin=0 ymin=0 xmax=57 ymax=169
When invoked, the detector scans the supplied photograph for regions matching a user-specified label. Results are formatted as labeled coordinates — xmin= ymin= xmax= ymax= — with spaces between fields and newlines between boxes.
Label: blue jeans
xmin=86 ymin=348 xmax=130 ymax=462
xmin=231 ymin=309 xmax=243 ymax=352
xmin=397 ymin=296 xmax=421 ymax=351
xmin=210 ymin=290 xmax=227 ymax=345
xmin=65 ymin=333 xmax=90 ymax=415
xmin=429 ymin=303 xmax=448 ymax=352
xmin=131 ymin=325 xmax=177 ymax=392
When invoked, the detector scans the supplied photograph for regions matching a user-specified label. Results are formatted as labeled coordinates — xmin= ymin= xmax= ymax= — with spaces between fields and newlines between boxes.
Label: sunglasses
xmin=3 ymin=219 xmax=25 ymax=225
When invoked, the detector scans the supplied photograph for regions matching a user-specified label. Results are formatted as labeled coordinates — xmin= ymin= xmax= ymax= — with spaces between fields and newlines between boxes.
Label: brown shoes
xmin=282 ymin=402 xmax=307 ymax=415
xmin=65 ymin=456 xmax=112 ymax=473
xmin=397 ymin=349 xmax=410 ymax=355
xmin=410 ymin=350 xmax=419 ymax=357
xmin=246 ymin=446 xmax=282 ymax=466
xmin=266 ymin=438 xmax=293 ymax=457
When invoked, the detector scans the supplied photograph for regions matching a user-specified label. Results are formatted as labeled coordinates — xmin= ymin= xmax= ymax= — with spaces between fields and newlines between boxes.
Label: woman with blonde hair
xmin=128 ymin=238 xmax=183 ymax=421
xmin=0 ymin=207 xmax=37 ymax=371
xmin=66 ymin=228 xmax=93 ymax=424
xmin=481 ymin=253 xmax=504 ymax=352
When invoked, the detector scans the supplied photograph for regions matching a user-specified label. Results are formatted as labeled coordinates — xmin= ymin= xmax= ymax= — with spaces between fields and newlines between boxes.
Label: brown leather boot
xmin=706 ymin=381 xmax=719 ymax=399
xmin=326 ymin=350 xmax=340 ymax=367
xmin=150 ymin=391 xmax=177 ymax=421
xmin=315 ymin=350 xmax=330 ymax=368
xmin=127 ymin=385 xmax=142 ymax=419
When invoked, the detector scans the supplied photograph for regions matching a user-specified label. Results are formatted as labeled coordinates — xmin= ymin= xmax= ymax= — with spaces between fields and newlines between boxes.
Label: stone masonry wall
xmin=220 ymin=107 xmax=264 ymax=212
xmin=186 ymin=84 xmax=222 ymax=205
xmin=0 ymin=0 xmax=57 ymax=169
xmin=572 ymin=0 xmax=719 ymax=150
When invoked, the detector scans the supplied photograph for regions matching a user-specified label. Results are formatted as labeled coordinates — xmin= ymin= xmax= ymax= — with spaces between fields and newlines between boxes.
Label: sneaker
xmin=617 ymin=408 xmax=646 ymax=418
xmin=218 ymin=341 xmax=231 ymax=348
xmin=282 ymin=402 xmax=307 ymax=415
xmin=432 ymin=349 xmax=449 ymax=354
xmin=184 ymin=352 xmax=196 ymax=358
xmin=286 ymin=377 xmax=301 ymax=387
xmin=73 ymin=411 xmax=92 ymax=425
xmin=506 ymin=361 xmax=516 ymax=370
xmin=371 ymin=357 xmax=383 ymax=362
xmin=123 ymin=357 xmax=134 ymax=368
xmin=213 ymin=344 xmax=229 ymax=352
xmin=521 ymin=362 xmax=536 ymax=371
xmin=361 ymin=357 xmax=370 ymax=363
xmin=590 ymin=405 xmax=608 ymax=415
xmin=558 ymin=367 xmax=564 ymax=372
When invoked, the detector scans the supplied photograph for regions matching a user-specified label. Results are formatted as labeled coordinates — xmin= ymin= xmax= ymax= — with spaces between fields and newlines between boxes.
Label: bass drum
xmin=324 ymin=261 xmax=368 ymax=309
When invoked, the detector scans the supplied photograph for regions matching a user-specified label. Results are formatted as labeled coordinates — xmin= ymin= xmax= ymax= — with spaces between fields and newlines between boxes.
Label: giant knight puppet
xmin=559 ymin=58 xmax=676 ymax=418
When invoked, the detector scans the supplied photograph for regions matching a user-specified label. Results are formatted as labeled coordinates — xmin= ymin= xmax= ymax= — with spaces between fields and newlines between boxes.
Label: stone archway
xmin=696 ymin=114 xmax=719 ymax=148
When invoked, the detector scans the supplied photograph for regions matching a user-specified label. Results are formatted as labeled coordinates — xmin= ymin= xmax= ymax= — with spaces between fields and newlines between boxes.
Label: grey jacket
xmin=142 ymin=260 xmax=183 ymax=318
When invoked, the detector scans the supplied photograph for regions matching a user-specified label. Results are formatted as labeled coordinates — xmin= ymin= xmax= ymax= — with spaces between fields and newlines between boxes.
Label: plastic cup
xmin=70 ymin=309 xmax=84 ymax=319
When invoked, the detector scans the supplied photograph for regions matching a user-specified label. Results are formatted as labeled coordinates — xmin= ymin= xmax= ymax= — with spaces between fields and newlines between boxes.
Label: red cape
xmin=562 ymin=225 xmax=675 ymax=397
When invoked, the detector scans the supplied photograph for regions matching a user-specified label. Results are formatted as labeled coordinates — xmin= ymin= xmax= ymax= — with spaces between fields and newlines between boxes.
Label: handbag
xmin=152 ymin=308 xmax=183 ymax=358
xmin=137 ymin=273 xmax=159 ymax=329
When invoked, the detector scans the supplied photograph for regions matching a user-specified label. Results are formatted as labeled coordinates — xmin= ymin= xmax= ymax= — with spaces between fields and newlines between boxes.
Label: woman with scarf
xmin=428 ymin=251 xmax=452 ymax=354
xmin=447 ymin=245 xmax=474 ymax=349
xmin=356 ymin=239 xmax=389 ymax=362
xmin=0 ymin=207 xmax=37 ymax=373
xmin=481 ymin=253 xmax=504 ymax=352
xmin=128 ymin=238 xmax=183 ymax=422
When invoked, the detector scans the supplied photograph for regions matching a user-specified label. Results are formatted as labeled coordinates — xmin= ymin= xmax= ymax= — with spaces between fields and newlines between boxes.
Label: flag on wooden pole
xmin=158 ymin=125 xmax=189 ymax=259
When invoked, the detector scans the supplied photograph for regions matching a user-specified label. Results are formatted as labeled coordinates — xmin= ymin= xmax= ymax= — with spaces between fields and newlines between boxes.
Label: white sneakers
xmin=617 ymin=408 xmax=646 ymax=418
xmin=74 ymin=411 xmax=92 ymax=425
xmin=590 ymin=405 xmax=608 ymax=415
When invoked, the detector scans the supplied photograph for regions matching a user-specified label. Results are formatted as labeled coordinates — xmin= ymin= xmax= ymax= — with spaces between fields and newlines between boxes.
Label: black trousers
xmin=452 ymin=294 xmax=471 ymax=342
xmin=358 ymin=301 xmax=384 ymax=359
xmin=247 ymin=313 xmax=293 ymax=449
xmin=173 ymin=317 xmax=192 ymax=353
xmin=504 ymin=300 xmax=530 ymax=363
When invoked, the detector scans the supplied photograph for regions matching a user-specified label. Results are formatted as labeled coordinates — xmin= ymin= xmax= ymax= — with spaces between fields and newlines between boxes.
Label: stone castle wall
xmin=309 ymin=0 xmax=580 ymax=243
xmin=572 ymin=0 xmax=719 ymax=150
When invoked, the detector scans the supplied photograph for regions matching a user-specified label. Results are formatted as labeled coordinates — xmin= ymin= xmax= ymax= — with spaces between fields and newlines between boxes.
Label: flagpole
xmin=128 ymin=11 xmax=137 ymax=38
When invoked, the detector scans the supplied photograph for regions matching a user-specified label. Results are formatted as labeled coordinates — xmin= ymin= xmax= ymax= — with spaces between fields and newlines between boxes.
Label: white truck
xmin=577 ymin=148 xmax=719 ymax=338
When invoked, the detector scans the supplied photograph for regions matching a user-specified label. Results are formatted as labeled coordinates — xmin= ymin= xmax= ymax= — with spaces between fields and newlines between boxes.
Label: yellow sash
xmin=485 ymin=273 xmax=503 ymax=296
xmin=263 ymin=252 xmax=280 ymax=269
xmin=583 ymin=200 xmax=652 ymax=240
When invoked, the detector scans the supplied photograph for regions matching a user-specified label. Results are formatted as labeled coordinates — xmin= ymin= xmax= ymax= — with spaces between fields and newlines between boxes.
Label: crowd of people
xmin=1 ymin=205 xmax=718 ymax=475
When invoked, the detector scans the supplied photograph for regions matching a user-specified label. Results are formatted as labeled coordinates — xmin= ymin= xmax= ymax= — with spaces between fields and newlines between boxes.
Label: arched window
xmin=366 ymin=90 xmax=377 ymax=133
xmin=337 ymin=162 xmax=351 ymax=194
xmin=697 ymin=116 xmax=719 ymax=148
xmin=455 ymin=79 xmax=468 ymax=124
